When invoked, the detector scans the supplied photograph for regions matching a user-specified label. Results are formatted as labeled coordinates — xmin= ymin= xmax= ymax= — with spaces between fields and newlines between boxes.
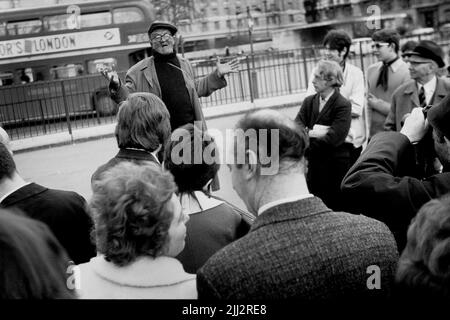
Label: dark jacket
xmin=0 ymin=183 xmax=95 ymax=264
xmin=91 ymin=148 xmax=159 ymax=184
xmin=295 ymin=90 xmax=352 ymax=210
xmin=197 ymin=197 xmax=398 ymax=300
xmin=341 ymin=132 xmax=450 ymax=250
xmin=177 ymin=194 xmax=252 ymax=274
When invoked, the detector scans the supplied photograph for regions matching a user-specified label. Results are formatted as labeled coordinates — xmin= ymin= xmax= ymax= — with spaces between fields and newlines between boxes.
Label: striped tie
xmin=418 ymin=86 xmax=427 ymax=109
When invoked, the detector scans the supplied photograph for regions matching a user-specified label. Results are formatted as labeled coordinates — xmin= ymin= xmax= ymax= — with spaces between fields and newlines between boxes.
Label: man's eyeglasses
xmin=150 ymin=33 xmax=172 ymax=42
xmin=371 ymin=42 xmax=390 ymax=49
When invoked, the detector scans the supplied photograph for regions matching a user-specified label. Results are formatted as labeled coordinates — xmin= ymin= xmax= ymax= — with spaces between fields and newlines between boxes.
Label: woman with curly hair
xmin=76 ymin=161 xmax=194 ymax=299
xmin=396 ymin=195 xmax=450 ymax=299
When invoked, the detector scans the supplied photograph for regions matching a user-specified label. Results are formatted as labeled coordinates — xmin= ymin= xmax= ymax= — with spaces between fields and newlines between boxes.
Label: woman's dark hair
xmin=164 ymin=123 xmax=220 ymax=193
xmin=396 ymin=195 xmax=450 ymax=298
xmin=323 ymin=29 xmax=352 ymax=60
xmin=115 ymin=92 xmax=171 ymax=152
xmin=0 ymin=209 xmax=75 ymax=299
xmin=90 ymin=161 xmax=177 ymax=267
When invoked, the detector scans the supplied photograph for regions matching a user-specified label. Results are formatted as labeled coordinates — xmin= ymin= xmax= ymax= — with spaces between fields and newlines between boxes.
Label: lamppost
xmin=247 ymin=5 xmax=258 ymax=100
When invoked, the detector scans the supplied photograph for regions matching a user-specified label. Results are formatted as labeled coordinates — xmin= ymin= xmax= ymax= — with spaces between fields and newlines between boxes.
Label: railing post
xmin=60 ymin=80 xmax=73 ymax=139
xmin=302 ymin=48 xmax=309 ymax=89
xmin=359 ymin=41 xmax=365 ymax=71
xmin=246 ymin=55 xmax=254 ymax=103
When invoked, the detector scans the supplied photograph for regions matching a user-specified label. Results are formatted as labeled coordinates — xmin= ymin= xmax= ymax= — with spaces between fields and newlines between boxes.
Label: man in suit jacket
xmin=296 ymin=59 xmax=352 ymax=211
xmin=197 ymin=109 xmax=398 ymax=300
xmin=91 ymin=92 xmax=170 ymax=184
xmin=0 ymin=143 xmax=95 ymax=264
xmin=107 ymin=21 xmax=239 ymax=131
xmin=342 ymin=94 xmax=450 ymax=251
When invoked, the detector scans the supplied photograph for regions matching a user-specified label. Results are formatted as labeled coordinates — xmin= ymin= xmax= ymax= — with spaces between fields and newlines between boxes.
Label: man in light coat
xmin=107 ymin=21 xmax=239 ymax=131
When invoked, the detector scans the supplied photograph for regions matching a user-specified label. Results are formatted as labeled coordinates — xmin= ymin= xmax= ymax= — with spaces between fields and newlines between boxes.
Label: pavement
xmin=10 ymin=92 xmax=307 ymax=153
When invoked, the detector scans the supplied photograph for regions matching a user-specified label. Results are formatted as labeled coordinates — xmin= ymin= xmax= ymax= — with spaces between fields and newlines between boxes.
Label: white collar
xmin=387 ymin=57 xmax=403 ymax=73
xmin=258 ymin=194 xmax=314 ymax=216
xmin=78 ymin=255 xmax=195 ymax=287
xmin=418 ymin=76 xmax=437 ymax=93
xmin=0 ymin=182 xmax=31 ymax=203
xmin=180 ymin=191 xmax=223 ymax=215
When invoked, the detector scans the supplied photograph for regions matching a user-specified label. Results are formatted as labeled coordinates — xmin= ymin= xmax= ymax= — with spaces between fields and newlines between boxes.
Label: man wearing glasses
xmin=384 ymin=40 xmax=450 ymax=177
xmin=306 ymin=30 xmax=366 ymax=166
xmin=107 ymin=21 xmax=239 ymax=132
xmin=366 ymin=29 xmax=410 ymax=139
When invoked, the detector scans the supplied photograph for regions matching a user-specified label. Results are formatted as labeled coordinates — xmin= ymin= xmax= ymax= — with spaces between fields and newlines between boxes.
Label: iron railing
xmin=1 ymin=33 xmax=449 ymax=141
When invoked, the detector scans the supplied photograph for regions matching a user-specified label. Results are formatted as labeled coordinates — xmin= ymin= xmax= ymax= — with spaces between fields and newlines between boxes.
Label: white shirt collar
xmin=320 ymin=90 xmax=334 ymax=103
xmin=0 ymin=182 xmax=32 ymax=203
xmin=258 ymin=194 xmax=314 ymax=216
xmin=389 ymin=57 xmax=403 ymax=73
xmin=418 ymin=76 xmax=437 ymax=104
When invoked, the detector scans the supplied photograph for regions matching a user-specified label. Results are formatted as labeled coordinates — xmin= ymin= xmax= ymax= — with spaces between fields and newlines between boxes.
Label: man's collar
xmin=258 ymin=194 xmax=314 ymax=216
xmin=0 ymin=181 xmax=33 ymax=204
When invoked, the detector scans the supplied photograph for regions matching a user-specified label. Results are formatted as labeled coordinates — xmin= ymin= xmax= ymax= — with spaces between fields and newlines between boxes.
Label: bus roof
xmin=0 ymin=0 xmax=150 ymax=16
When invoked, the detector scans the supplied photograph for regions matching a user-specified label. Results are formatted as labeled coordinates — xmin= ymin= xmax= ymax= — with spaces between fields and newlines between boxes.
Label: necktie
xmin=376 ymin=57 xmax=399 ymax=91
xmin=418 ymin=85 xmax=427 ymax=108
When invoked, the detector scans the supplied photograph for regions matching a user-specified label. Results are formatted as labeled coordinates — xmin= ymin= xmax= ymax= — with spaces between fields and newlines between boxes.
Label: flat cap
xmin=403 ymin=40 xmax=445 ymax=68
xmin=428 ymin=93 xmax=450 ymax=140
xmin=148 ymin=21 xmax=178 ymax=36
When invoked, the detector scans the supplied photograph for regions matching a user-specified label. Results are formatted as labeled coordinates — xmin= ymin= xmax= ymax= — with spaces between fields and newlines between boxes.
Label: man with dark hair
xmin=196 ymin=109 xmax=398 ymax=300
xmin=91 ymin=92 xmax=171 ymax=183
xmin=366 ymin=29 xmax=410 ymax=138
xmin=0 ymin=143 xmax=95 ymax=264
xmin=106 ymin=21 xmax=239 ymax=131
xmin=342 ymin=93 xmax=450 ymax=250
xmin=307 ymin=29 xmax=366 ymax=165
xmin=384 ymin=40 xmax=450 ymax=177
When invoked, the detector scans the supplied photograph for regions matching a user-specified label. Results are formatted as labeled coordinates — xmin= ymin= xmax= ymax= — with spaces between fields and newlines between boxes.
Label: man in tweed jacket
xmin=197 ymin=110 xmax=398 ymax=300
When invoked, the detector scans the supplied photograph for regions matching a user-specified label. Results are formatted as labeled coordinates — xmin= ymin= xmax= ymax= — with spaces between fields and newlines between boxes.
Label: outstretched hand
xmin=216 ymin=57 xmax=240 ymax=77
xmin=99 ymin=66 xmax=120 ymax=90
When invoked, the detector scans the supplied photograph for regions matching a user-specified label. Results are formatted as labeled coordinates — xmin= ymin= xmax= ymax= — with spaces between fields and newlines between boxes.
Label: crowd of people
xmin=1 ymin=21 xmax=450 ymax=301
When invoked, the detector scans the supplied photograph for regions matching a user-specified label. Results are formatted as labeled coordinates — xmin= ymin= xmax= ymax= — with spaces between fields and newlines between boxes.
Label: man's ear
xmin=244 ymin=149 xmax=259 ymax=180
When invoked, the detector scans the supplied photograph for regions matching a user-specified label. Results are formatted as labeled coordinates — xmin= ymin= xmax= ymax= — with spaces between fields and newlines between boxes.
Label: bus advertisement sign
xmin=0 ymin=28 xmax=121 ymax=59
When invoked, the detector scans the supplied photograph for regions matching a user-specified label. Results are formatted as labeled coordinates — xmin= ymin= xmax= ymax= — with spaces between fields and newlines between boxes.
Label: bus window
xmin=87 ymin=58 xmax=117 ymax=74
xmin=0 ymin=72 xmax=13 ymax=86
xmin=43 ymin=14 xmax=74 ymax=31
xmin=50 ymin=64 xmax=84 ymax=79
xmin=7 ymin=19 xmax=42 ymax=36
xmin=80 ymin=12 xmax=112 ymax=28
xmin=14 ymin=0 xmax=58 ymax=8
xmin=113 ymin=7 xmax=144 ymax=24
xmin=0 ymin=22 xmax=5 ymax=36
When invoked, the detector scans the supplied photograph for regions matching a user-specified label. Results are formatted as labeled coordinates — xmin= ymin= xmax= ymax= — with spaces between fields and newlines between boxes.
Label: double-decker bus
xmin=0 ymin=0 xmax=154 ymax=84
xmin=0 ymin=0 xmax=154 ymax=123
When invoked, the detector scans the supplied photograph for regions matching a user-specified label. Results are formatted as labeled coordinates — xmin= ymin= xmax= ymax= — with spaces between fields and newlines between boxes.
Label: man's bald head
xmin=234 ymin=109 xmax=308 ymax=170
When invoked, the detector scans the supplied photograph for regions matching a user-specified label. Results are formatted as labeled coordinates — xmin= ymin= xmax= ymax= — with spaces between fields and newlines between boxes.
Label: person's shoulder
xmin=392 ymin=79 xmax=415 ymax=96
xmin=128 ymin=57 xmax=153 ymax=73
xmin=346 ymin=62 xmax=363 ymax=75
xmin=367 ymin=61 xmax=382 ymax=73
xmin=43 ymin=187 xmax=87 ymax=207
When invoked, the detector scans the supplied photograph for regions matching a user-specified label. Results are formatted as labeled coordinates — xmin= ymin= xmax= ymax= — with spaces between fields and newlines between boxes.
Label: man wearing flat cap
xmin=105 ymin=21 xmax=239 ymax=132
xmin=384 ymin=40 xmax=450 ymax=177
xmin=341 ymin=96 xmax=450 ymax=251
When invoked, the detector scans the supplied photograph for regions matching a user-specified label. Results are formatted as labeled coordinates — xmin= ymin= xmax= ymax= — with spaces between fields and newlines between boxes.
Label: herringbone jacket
xmin=197 ymin=197 xmax=398 ymax=300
